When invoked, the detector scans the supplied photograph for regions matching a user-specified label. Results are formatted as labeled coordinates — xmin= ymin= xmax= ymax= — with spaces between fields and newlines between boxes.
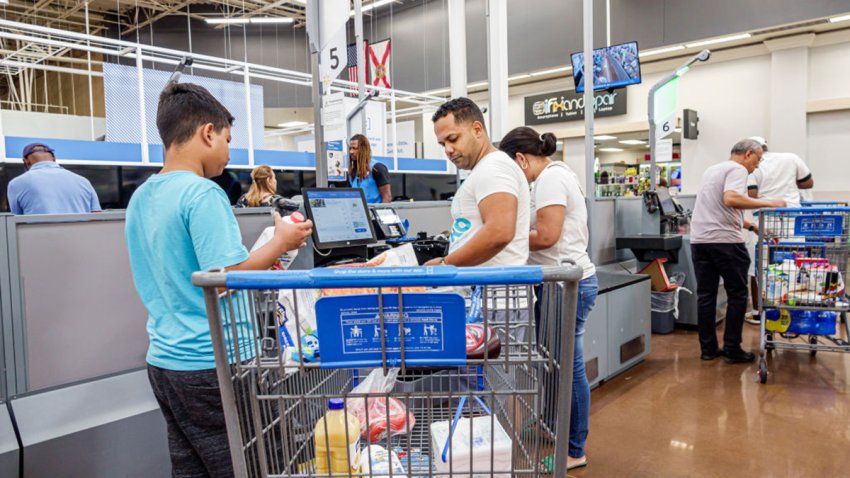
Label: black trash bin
xmin=651 ymin=290 xmax=677 ymax=334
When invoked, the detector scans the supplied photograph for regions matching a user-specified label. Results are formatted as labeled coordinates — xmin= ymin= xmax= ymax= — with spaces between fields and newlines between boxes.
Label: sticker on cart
xmin=794 ymin=215 xmax=844 ymax=237
xmin=316 ymin=293 xmax=466 ymax=368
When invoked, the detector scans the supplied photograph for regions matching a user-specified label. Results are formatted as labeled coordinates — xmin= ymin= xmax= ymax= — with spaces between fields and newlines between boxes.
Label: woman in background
xmin=236 ymin=165 xmax=282 ymax=208
xmin=500 ymin=126 xmax=598 ymax=472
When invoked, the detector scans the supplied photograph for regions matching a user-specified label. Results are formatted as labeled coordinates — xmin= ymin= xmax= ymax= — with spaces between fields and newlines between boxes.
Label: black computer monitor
xmin=302 ymin=188 xmax=377 ymax=249
xmin=655 ymin=187 xmax=676 ymax=216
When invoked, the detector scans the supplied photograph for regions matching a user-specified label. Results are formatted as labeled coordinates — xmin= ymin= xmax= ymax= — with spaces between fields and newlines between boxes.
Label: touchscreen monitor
xmin=302 ymin=188 xmax=377 ymax=249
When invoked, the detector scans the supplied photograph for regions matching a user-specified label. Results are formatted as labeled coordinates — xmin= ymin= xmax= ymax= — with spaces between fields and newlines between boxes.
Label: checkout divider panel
xmin=0 ymin=215 xmax=12 ymax=400
xmin=391 ymin=201 xmax=453 ymax=237
xmin=11 ymin=215 xmax=149 ymax=393
xmin=0 ymin=402 xmax=19 ymax=478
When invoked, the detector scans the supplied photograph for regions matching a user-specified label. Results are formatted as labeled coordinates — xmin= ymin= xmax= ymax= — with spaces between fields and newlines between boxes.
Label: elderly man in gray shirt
xmin=690 ymin=139 xmax=785 ymax=364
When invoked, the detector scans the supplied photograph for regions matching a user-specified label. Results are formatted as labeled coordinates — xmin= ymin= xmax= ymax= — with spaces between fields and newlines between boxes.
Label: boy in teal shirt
xmin=125 ymin=82 xmax=312 ymax=477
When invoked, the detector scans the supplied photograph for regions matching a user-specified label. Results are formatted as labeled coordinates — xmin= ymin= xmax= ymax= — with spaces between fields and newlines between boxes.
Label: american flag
xmin=346 ymin=41 xmax=368 ymax=96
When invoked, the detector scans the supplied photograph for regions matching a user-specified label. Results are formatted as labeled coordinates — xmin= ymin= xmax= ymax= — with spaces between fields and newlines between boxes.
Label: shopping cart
xmin=193 ymin=264 xmax=583 ymax=478
xmin=801 ymin=201 xmax=849 ymax=207
xmin=755 ymin=207 xmax=850 ymax=384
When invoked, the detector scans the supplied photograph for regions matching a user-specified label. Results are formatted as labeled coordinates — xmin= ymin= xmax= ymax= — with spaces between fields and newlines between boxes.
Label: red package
xmin=352 ymin=396 xmax=416 ymax=443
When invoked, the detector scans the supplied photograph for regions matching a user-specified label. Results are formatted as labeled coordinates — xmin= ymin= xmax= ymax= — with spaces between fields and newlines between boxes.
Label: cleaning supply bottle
xmin=314 ymin=398 xmax=361 ymax=474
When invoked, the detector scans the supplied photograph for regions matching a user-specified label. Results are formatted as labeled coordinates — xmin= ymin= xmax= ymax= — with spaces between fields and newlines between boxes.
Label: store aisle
xmin=575 ymin=325 xmax=849 ymax=477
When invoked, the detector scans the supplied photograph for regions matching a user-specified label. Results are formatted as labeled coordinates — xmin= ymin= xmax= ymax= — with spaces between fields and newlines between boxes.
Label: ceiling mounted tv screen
xmin=571 ymin=41 xmax=641 ymax=92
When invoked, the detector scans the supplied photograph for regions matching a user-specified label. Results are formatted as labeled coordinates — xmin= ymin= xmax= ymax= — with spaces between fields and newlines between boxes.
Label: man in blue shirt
xmin=125 ymin=82 xmax=312 ymax=477
xmin=7 ymin=142 xmax=101 ymax=214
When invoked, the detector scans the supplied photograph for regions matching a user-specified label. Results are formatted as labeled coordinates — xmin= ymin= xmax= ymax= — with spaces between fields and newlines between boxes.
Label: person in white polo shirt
xmin=743 ymin=136 xmax=814 ymax=323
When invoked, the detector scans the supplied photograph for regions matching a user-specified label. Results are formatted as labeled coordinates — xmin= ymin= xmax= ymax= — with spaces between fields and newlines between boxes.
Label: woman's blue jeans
xmin=536 ymin=274 xmax=598 ymax=458
xmin=569 ymin=274 xmax=598 ymax=457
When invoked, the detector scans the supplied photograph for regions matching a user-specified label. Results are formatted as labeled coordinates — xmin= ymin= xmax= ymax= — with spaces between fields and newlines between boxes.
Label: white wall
xmin=1 ymin=110 xmax=107 ymax=141
xmin=808 ymin=41 xmax=850 ymax=101
xmin=807 ymin=110 xmax=850 ymax=202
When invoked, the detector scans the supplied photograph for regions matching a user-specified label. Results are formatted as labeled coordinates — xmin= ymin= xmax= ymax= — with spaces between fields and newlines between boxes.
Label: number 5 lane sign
xmin=306 ymin=0 xmax=348 ymax=88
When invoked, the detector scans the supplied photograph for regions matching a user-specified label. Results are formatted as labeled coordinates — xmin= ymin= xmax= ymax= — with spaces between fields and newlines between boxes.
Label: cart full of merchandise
xmin=755 ymin=207 xmax=850 ymax=384
xmin=193 ymin=263 xmax=584 ymax=478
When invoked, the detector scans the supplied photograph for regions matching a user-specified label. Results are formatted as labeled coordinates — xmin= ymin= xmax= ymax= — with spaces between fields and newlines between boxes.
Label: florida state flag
xmin=367 ymin=39 xmax=391 ymax=88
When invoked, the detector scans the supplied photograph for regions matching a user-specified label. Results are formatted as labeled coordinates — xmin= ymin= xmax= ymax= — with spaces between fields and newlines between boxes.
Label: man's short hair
xmin=731 ymin=138 xmax=763 ymax=156
xmin=431 ymin=97 xmax=486 ymax=129
xmin=156 ymin=83 xmax=235 ymax=150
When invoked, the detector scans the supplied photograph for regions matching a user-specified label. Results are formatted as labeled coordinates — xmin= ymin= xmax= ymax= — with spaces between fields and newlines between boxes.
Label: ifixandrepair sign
xmin=524 ymin=89 xmax=627 ymax=125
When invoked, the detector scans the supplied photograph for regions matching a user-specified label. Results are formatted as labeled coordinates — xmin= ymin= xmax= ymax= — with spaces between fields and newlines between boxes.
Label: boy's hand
xmin=272 ymin=211 xmax=313 ymax=251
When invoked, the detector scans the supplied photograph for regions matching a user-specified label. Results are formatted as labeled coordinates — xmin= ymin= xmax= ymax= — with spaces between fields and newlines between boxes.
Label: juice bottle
xmin=314 ymin=398 xmax=361 ymax=475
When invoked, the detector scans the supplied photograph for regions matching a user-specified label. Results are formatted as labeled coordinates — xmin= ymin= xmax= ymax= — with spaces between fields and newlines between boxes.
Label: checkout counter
xmin=615 ymin=189 xmax=699 ymax=327
xmin=0 ymin=189 xmax=652 ymax=476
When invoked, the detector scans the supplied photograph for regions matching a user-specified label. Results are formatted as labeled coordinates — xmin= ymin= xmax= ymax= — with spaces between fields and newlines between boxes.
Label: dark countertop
xmin=597 ymin=270 xmax=650 ymax=294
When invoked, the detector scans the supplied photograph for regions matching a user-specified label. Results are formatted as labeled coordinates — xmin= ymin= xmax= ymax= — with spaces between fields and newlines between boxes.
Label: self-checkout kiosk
xmin=292 ymin=188 xmax=449 ymax=269
xmin=616 ymin=189 xmax=699 ymax=326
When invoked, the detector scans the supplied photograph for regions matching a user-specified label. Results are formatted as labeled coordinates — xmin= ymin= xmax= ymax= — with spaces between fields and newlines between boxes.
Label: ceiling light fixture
xmin=251 ymin=17 xmax=295 ymax=24
xmin=685 ymin=33 xmax=751 ymax=49
xmin=829 ymin=13 xmax=850 ymax=23
xmin=593 ymin=135 xmax=617 ymax=141
xmin=639 ymin=45 xmax=685 ymax=57
xmin=467 ymin=81 xmax=488 ymax=89
xmin=277 ymin=121 xmax=308 ymax=128
xmin=363 ymin=0 xmax=396 ymax=12
xmin=508 ymin=74 xmax=531 ymax=81
xmin=619 ymin=140 xmax=645 ymax=145
xmin=206 ymin=18 xmax=250 ymax=25
xmin=598 ymin=147 xmax=624 ymax=152
xmin=206 ymin=17 xmax=294 ymax=25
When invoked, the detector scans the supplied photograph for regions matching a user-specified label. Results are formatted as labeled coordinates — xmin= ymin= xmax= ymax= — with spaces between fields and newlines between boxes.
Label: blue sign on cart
xmin=316 ymin=293 xmax=467 ymax=368
xmin=794 ymin=215 xmax=844 ymax=237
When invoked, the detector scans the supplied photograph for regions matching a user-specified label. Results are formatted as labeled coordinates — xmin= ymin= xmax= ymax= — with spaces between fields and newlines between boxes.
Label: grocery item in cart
xmin=250 ymin=211 xmax=307 ymax=270
xmin=465 ymin=323 xmax=501 ymax=359
xmin=430 ymin=414 xmax=513 ymax=478
xmin=314 ymin=398 xmax=361 ymax=475
xmin=349 ymin=369 xmax=416 ymax=443
xmin=359 ymin=445 xmax=407 ymax=478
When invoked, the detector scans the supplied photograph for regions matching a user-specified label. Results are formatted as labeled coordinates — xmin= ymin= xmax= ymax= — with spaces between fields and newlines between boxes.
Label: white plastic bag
xmin=429 ymin=415 xmax=512 ymax=478
xmin=349 ymin=369 xmax=416 ymax=443
xmin=277 ymin=288 xmax=320 ymax=368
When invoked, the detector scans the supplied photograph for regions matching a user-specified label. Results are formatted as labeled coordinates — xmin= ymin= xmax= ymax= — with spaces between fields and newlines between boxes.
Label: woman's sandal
xmin=539 ymin=454 xmax=588 ymax=474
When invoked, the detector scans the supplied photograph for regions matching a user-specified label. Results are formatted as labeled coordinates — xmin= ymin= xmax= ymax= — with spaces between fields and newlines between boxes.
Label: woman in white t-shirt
xmin=500 ymin=126 xmax=597 ymax=472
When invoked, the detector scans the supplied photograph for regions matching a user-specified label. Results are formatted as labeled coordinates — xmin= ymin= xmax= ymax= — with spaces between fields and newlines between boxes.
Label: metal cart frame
xmin=193 ymin=264 xmax=583 ymax=478
xmin=756 ymin=207 xmax=850 ymax=384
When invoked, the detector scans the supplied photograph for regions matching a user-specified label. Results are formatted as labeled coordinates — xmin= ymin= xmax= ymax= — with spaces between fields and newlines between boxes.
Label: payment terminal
xmin=302 ymin=188 xmax=377 ymax=266
xmin=370 ymin=206 xmax=406 ymax=240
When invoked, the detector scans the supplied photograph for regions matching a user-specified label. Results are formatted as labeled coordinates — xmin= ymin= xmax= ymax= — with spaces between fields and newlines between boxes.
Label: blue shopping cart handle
xmin=224 ymin=265 xmax=545 ymax=289
xmin=755 ymin=207 xmax=850 ymax=214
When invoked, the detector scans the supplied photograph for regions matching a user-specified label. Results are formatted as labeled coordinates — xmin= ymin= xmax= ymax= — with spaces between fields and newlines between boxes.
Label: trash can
xmin=650 ymin=273 xmax=691 ymax=334
xmin=651 ymin=290 xmax=677 ymax=334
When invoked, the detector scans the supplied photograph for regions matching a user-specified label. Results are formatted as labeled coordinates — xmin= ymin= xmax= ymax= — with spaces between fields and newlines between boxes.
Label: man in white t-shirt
xmin=746 ymin=136 xmax=813 ymax=208
xmin=690 ymin=139 xmax=784 ymax=364
xmin=425 ymin=97 xmax=530 ymax=267
xmin=743 ymin=136 xmax=814 ymax=323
